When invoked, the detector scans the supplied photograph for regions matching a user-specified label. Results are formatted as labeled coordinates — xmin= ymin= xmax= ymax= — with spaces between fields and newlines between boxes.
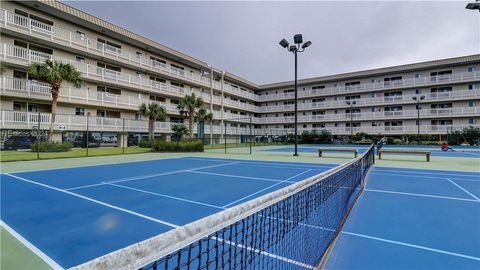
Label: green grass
xmin=1 ymin=227 xmax=52 ymax=270
xmin=1 ymin=147 xmax=152 ymax=162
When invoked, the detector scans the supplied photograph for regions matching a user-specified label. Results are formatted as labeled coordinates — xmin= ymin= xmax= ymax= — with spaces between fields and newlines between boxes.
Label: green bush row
xmin=151 ymin=139 xmax=203 ymax=152
xmin=31 ymin=141 xmax=73 ymax=152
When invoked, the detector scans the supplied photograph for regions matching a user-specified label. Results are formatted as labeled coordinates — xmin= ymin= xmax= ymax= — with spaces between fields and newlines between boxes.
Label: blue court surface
xmin=262 ymin=145 xmax=480 ymax=158
xmin=326 ymin=166 xmax=480 ymax=269
xmin=1 ymin=157 xmax=335 ymax=269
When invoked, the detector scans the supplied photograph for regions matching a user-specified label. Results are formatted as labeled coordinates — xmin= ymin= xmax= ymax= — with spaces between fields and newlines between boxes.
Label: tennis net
xmin=73 ymin=144 xmax=375 ymax=270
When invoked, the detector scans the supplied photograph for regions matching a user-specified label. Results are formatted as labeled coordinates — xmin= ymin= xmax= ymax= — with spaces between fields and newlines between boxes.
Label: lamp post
xmin=346 ymin=100 xmax=357 ymax=139
xmin=466 ymin=0 xmax=480 ymax=11
xmin=279 ymin=34 xmax=312 ymax=156
xmin=412 ymin=96 xmax=425 ymax=136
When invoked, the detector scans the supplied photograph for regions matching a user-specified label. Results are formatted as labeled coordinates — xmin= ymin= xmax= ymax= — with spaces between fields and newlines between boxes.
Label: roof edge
xmin=260 ymin=54 xmax=480 ymax=89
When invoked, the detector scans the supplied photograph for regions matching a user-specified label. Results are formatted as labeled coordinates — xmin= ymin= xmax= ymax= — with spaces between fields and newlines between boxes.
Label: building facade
xmin=1 ymin=1 xmax=479 ymax=147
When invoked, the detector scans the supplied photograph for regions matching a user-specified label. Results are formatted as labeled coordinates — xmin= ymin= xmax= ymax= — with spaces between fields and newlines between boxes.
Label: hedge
xmin=152 ymin=139 xmax=203 ymax=152
xmin=31 ymin=141 xmax=73 ymax=152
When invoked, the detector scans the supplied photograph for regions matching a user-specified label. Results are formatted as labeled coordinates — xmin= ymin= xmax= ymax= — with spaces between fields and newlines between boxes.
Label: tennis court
xmin=327 ymin=166 xmax=480 ymax=269
xmin=1 ymin=156 xmax=348 ymax=269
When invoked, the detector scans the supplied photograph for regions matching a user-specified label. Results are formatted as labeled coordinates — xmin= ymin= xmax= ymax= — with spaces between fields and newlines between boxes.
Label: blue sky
xmin=65 ymin=1 xmax=479 ymax=84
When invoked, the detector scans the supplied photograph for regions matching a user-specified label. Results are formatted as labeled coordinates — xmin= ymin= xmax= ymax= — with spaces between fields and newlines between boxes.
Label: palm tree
xmin=28 ymin=60 xmax=83 ymax=140
xmin=195 ymin=108 xmax=213 ymax=124
xmin=171 ymin=123 xmax=189 ymax=141
xmin=177 ymin=93 xmax=211 ymax=139
xmin=139 ymin=102 xmax=167 ymax=142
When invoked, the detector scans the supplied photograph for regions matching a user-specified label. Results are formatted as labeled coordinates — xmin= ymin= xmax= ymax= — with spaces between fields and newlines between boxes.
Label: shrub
xmin=392 ymin=139 xmax=405 ymax=145
xmin=31 ymin=141 xmax=73 ymax=152
xmin=152 ymin=139 xmax=203 ymax=152
xmin=138 ymin=140 xmax=152 ymax=148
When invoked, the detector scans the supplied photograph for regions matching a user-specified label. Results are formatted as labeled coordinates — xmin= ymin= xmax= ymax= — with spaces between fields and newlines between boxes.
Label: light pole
xmin=413 ymin=96 xmax=425 ymax=136
xmin=466 ymin=0 xmax=480 ymax=11
xmin=279 ymin=34 xmax=312 ymax=156
xmin=346 ymin=100 xmax=357 ymax=139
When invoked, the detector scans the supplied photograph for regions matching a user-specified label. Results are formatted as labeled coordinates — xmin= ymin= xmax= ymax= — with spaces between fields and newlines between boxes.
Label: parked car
xmin=3 ymin=136 xmax=34 ymax=150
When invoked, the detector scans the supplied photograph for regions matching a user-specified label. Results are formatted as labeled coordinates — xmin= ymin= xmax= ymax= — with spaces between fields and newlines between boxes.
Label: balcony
xmin=0 ymin=9 xmax=214 ymax=89
xmin=257 ymin=124 xmax=478 ymax=135
xmin=0 ymin=110 xmax=248 ymax=134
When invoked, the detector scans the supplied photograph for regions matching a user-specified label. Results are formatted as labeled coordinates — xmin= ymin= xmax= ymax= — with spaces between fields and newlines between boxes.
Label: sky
xmin=64 ymin=1 xmax=480 ymax=85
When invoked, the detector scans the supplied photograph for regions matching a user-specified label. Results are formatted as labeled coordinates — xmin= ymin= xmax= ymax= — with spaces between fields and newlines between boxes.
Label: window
xmin=303 ymin=124 xmax=307 ymax=128
xmin=13 ymin=70 xmax=27 ymax=79
xmin=75 ymin=108 xmax=85 ymax=116
xmin=150 ymin=57 xmax=166 ymax=68
xmin=312 ymin=85 xmax=325 ymax=90
xmin=149 ymin=95 xmax=166 ymax=102
xmin=76 ymin=56 xmax=85 ymax=63
xmin=171 ymin=99 xmax=180 ymax=105
xmin=469 ymin=101 xmax=476 ymax=107
xmin=135 ymin=52 xmax=143 ymax=59
xmin=170 ymin=117 xmax=183 ymax=124
xmin=135 ymin=113 xmax=140 ymax=120
xmin=284 ymin=124 xmax=294 ymax=128
xmin=13 ymin=102 xmax=22 ymax=111
xmin=97 ymin=38 xmax=121 ymax=49
xmin=312 ymin=98 xmax=325 ymax=103
xmin=371 ymin=107 xmax=376 ymax=112
xmin=469 ymin=84 xmax=476 ymax=90
xmin=468 ymin=67 xmax=476 ymax=72
xmin=283 ymin=89 xmax=294 ymax=93
xmin=415 ymin=74 xmax=421 ymax=78
xmin=76 ymin=31 xmax=86 ymax=41
xmin=312 ymin=123 xmax=325 ymax=128
xmin=415 ymin=89 xmax=421 ymax=94
xmin=469 ymin=118 xmax=477 ymax=124
xmin=345 ymin=95 xmax=360 ymax=100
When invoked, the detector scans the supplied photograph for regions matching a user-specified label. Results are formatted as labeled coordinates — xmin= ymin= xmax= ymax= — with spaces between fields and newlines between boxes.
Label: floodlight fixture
xmin=294 ymin=34 xmax=303 ymax=44
xmin=466 ymin=0 xmax=480 ymax=11
xmin=289 ymin=45 xmax=297 ymax=52
xmin=279 ymin=39 xmax=289 ymax=48
xmin=302 ymin=41 xmax=312 ymax=49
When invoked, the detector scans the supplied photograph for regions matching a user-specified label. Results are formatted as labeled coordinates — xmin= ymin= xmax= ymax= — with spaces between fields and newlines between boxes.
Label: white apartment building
xmin=0 ymin=1 xmax=479 ymax=146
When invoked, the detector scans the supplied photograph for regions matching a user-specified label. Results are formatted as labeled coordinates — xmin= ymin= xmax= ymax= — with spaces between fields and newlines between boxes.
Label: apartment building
xmin=0 ymin=1 xmax=479 ymax=147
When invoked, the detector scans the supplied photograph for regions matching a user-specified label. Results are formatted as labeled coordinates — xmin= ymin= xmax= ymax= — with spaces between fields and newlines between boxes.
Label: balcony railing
xmin=0 ymin=9 xmax=260 ymax=100
xmin=0 ymin=110 xmax=242 ymax=134
xmin=258 ymin=124 xmax=479 ymax=135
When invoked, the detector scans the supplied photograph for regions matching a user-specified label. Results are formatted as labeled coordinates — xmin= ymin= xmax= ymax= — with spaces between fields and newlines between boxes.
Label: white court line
xmin=4 ymin=173 xmax=179 ymax=229
xmin=369 ymin=172 xmax=480 ymax=182
xmin=222 ymin=169 xmax=313 ymax=208
xmin=263 ymin=214 xmax=480 ymax=263
xmin=107 ymin=183 xmax=225 ymax=210
xmin=1 ymin=220 xmax=63 ymax=270
xmin=65 ymin=162 xmax=240 ymax=191
xmin=445 ymin=178 xmax=480 ymax=201
xmin=185 ymin=170 xmax=294 ymax=183
xmin=5 ymin=174 xmax=312 ymax=270
xmin=371 ymin=169 xmax=480 ymax=178
xmin=182 ymin=157 xmax=333 ymax=169
xmin=342 ymin=231 xmax=480 ymax=262
xmin=365 ymin=188 xmax=479 ymax=203
xmin=212 ymin=235 xmax=314 ymax=269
